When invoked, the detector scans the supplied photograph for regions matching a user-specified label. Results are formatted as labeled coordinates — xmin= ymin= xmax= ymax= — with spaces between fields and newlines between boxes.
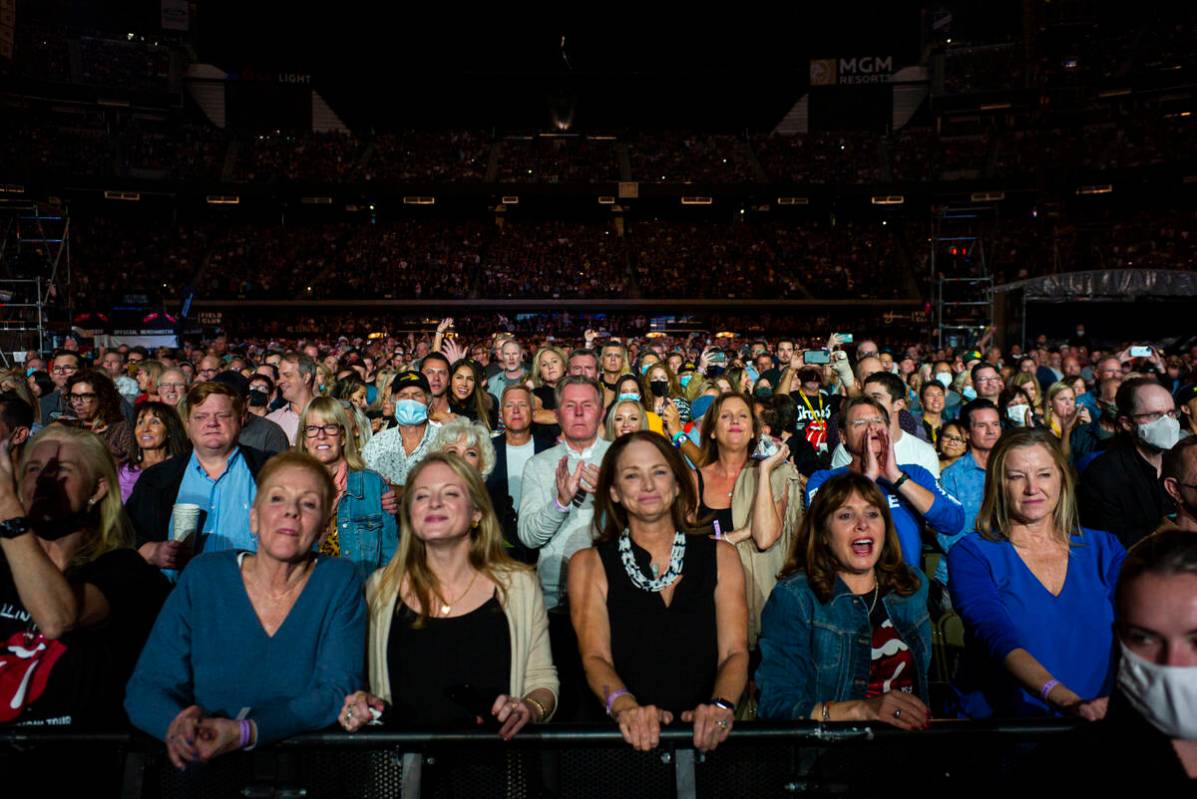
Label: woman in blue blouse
xmin=948 ymin=428 xmax=1125 ymax=720
xmin=756 ymin=471 xmax=931 ymax=730
xmin=125 ymin=451 xmax=366 ymax=768
xmin=297 ymin=397 xmax=399 ymax=582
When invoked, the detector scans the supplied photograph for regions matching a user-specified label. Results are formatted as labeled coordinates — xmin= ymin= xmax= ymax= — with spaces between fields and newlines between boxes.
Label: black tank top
xmin=695 ymin=469 xmax=736 ymax=535
xmin=597 ymin=533 xmax=719 ymax=716
xmin=388 ymin=593 xmax=511 ymax=728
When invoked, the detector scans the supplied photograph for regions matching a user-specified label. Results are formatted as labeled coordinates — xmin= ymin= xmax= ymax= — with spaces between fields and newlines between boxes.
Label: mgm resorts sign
xmin=810 ymin=56 xmax=895 ymax=86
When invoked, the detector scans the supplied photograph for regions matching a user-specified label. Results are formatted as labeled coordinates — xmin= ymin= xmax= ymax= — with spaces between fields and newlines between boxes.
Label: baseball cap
xmin=394 ymin=369 xmax=431 ymax=395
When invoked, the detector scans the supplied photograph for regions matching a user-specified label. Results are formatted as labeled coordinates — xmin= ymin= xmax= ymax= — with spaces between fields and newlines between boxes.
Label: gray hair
xmin=432 ymin=417 xmax=496 ymax=477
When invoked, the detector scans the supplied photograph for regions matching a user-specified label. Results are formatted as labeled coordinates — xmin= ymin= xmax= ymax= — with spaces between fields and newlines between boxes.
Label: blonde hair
xmin=531 ymin=345 xmax=568 ymax=389
xmin=296 ymin=396 xmax=366 ymax=471
xmin=976 ymin=428 xmax=1081 ymax=546
xmin=1043 ymin=381 xmax=1075 ymax=434
xmin=371 ymin=369 xmax=397 ymax=412
xmin=1010 ymin=373 xmax=1042 ymax=411
xmin=432 ymin=417 xmax=496 ymax=477
xmin=370 ymin=453 xmax=524 ymax=627
xmin=22 ymin=426 xmax=132 ymax=572
xmin=603 ymin=399 xmax=648 ymax=441
xmin=254 ymin=451 xmax=338 ymax=533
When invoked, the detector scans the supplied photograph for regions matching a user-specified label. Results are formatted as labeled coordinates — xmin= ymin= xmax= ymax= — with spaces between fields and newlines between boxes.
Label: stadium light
xmin=402 ymin=197 xmax=436 ymax=205
xmin=681 ymin=197 xmax=713 ymax=205
xmin=870 ymin=196 xmax=905 ymax=206
xmin=104 ymin=191 xmax=141 ymax=202
xmin=1076 ymin=185 xmax=1113 ymax=196
xmin=206 ymin=195 xmax=240 ymax=205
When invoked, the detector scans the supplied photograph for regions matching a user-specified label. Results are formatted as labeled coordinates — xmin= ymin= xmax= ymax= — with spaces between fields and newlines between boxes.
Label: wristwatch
xmin=0 ymin=516 xmax=31 ymax=539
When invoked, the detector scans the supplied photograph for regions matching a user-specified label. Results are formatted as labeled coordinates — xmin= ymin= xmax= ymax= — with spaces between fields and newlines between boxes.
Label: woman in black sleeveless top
xmin=568 ymin=431 xmax=749 ymax=754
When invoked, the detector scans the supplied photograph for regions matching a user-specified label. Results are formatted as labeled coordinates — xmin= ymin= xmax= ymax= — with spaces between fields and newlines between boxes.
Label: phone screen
xmin=804 ymin=350 xmax=831 ymax=365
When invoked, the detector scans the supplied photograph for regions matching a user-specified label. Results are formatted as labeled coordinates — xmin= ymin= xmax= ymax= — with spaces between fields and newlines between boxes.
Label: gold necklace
xmin=439 ymin=569 xmax=480 ymax=616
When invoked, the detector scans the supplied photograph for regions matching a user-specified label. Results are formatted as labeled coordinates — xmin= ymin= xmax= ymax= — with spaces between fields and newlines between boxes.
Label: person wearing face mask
xmin=610 ymin=373 xmax=664 ymax=436
xmin=640 ymin=363 xmax=691 ymax=427
xmin=0 ymin=426 xmax=170 ymax=737
xmin=213 ymin=372 xmax=289 ymax=457
xmin=362 ymin=370 xmax=442 ymax=491
xmin=1078 ymin=378 xmax=1179 ymax=548
xmin=1022 ymin=530 xmax=1197 ymax=789
xmin=1178 ymin=383 xmax=1197 ymax=439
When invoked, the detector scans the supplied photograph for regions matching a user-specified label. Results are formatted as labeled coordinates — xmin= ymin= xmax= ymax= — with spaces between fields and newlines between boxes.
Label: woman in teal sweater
xmin=125 ymin=451 xmax=366 ymax=768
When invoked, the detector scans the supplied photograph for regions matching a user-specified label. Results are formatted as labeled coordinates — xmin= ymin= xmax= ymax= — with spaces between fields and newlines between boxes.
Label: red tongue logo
xmin=0 ymin=631 xmax=67 ymax=722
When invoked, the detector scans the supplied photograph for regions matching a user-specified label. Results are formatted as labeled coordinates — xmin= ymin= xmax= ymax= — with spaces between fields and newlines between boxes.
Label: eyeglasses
xmin=941 ymin=435 xmax=967 ymax=444
xmin=52 ymin=365 xmax=79 ymax=374
xmin=847 ymin=416 xmax=886 ymax=429
xmin=68 ymin=392 xmax=97 ymax=403
xmin=1132 ymin=409 xmax=1178 ymax=423
xmin=976 ymin=376 xmax=1002 ymax=384
xmin=303 ymin=423 xmax=342 ymax=438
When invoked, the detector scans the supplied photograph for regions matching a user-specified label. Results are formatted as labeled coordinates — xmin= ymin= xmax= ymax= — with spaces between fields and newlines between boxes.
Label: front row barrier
xmin=0 ymin=719 xmax=1080 ymax=798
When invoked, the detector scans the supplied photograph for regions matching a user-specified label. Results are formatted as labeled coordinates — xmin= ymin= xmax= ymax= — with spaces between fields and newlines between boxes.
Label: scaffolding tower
xmin=932 ymin=205 xmax=993 ymax=350
xmin=0 ymin=199 xmax=70 ymax=363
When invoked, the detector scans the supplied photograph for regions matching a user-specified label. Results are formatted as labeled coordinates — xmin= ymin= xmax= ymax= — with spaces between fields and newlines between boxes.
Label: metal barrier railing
xmin=0 ymin=719 xmax=1079 ymax=798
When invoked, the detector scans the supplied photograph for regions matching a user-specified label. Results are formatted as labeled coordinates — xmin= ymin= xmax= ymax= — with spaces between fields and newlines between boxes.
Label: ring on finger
xmin=716 ymin=719 xmax=729 ymax=729
xmin=894 ymin=709 xmax=902 ymax=719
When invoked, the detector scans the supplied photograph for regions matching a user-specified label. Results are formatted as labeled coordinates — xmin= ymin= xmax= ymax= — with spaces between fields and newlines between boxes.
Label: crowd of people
xmin=2 ymin=320 xmax=1195 ymax=792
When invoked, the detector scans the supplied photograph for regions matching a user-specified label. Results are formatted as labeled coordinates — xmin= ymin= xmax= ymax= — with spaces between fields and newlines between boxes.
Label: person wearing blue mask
xmin=362 ymin=370 xmax=442 ymax=490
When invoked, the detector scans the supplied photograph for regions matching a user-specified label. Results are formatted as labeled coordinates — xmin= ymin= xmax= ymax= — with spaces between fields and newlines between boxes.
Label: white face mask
xmin=1137 ymin=415 xmax=1181 ymax=451
xmin=1006 ymin=405 xmax=1028 ymax=426
xmin=1118 ymin=642 xmax=1197 ymax=740
xmin=935 ymin=372 xmax=952 ymax=389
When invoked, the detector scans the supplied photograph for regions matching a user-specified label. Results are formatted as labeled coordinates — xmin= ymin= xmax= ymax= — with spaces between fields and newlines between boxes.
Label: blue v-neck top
xmin=947 ymin=528 xmax=1125 ymax=719
xmin=126 ymin=550 xmax=366 ymax=745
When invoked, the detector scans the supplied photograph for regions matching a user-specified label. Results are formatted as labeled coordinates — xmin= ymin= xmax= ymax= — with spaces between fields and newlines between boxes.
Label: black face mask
xmin=248 ymin=389 xmax=269 ymax=407
xmin=755 ymin=387 xmax=774 ymax=399
xmin=649 ymin=380 xmax=669 ymax=397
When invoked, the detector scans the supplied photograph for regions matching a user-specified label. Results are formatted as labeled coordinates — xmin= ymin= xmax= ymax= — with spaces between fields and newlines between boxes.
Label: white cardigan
xmin=365 ymin=565 xmax=559 ymax=718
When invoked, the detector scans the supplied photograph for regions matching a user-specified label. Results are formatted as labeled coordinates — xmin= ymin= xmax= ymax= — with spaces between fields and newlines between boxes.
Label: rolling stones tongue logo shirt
xmin=0 ymin=548 xmax=168 ymax=727
xmin=865 ymin=594 xmax=916 ymax=699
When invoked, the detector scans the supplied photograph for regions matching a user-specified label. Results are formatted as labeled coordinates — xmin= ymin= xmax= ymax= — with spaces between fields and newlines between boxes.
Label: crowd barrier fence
xmin=0 ymin=719 xmax=1079 ymax=798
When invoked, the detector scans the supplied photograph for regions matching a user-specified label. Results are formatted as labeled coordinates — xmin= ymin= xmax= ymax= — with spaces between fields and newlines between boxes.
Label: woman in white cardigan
xmin=339 ymin=452 xmax=557 ymax=740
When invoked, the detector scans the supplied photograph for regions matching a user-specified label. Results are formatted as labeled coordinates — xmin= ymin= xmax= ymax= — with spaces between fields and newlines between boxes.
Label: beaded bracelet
xmin=1040 ymin=679 xmax=1060 ymax=702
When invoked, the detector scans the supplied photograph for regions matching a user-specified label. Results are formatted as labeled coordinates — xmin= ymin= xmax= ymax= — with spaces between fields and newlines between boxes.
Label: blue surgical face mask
xmin=745 ymin=366 xmax=759 ymax=383
xmin=679 ymin=374 xmax=693 ymax=388
xmin=25 ymin=368 xmax=35 ymax=377
xmin=690 ymin=395 xmax=715 ymax=420
xmin=640 ymin=363 xmax=652 ymax=376
xmin=962 ymin=386 xmax=978 ymax=401
xmin=394 ymin=399 xmax=429 ymax=426
xmin=617 ymin=393 xmax=641 ymax=403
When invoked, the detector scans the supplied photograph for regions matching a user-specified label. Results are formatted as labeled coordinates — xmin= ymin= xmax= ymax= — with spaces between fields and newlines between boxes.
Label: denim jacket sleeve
xmin=755 ymin=577 xmax=819 ymax=721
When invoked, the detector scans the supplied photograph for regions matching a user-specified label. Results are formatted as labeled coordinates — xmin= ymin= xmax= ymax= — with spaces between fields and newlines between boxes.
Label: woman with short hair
xmin=126 ymin=451 xmax=367 ymax=767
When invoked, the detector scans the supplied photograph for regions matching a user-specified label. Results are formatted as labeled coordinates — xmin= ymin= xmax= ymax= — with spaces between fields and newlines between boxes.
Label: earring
xmin=86 ymin=498 xmax=96 ymax=508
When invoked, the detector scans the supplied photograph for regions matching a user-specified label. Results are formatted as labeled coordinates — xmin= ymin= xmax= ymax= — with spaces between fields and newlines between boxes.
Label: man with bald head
xmin=1079 ymin=377 xmax=1179 ymax=547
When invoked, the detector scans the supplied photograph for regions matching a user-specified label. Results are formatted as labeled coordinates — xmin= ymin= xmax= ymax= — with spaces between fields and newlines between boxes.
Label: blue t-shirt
xmin=937 ymin=451 xmax=987 ymax=584
xmin=806 ymin=464 xmax=964 ymax=567
xmin=946 ymin=528 xmax=1125 ymax=719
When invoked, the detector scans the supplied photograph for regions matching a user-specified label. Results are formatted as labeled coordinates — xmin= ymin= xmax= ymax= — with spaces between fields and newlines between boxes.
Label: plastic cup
xmin=172 ymin=503 xmax=201 ymax=545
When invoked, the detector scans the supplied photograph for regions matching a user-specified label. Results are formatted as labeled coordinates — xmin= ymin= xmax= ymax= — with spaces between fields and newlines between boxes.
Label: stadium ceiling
xmin=191 ymin=9 xmax=928 ymax=130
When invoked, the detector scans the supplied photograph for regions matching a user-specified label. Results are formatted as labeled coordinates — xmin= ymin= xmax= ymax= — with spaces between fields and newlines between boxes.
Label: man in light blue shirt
xmin=173 ymin=444 xmax=257 ymax=554
xmin=938 ymin=399 xmax=1001 ymax=589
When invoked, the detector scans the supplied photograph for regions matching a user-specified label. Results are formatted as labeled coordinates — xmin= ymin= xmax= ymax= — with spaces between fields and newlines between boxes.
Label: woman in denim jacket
xmin=298 ymin=397 xmax=398 ymax=581
xmin=756 ymin=471 xmax=931 ymax=730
